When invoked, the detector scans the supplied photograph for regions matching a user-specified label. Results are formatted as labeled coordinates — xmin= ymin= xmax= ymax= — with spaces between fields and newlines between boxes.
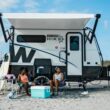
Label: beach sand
xmin=0 ymin=81 xmax=110 ymax=110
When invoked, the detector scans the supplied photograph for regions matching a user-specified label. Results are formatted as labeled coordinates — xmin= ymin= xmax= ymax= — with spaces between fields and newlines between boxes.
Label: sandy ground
xmin=0 ymin=81 xmax=110 ymax=110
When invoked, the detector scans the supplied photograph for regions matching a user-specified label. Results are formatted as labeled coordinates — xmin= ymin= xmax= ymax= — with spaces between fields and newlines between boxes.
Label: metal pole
xmin=0 ymin=13 xmax=7 ymax=42
xmin=90 ymin=14 xmax=101 ymax=43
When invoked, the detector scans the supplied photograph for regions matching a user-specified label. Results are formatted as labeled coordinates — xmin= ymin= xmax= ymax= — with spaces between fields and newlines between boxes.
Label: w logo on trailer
xmin=10 ymin=46 xmax=36 ymax=63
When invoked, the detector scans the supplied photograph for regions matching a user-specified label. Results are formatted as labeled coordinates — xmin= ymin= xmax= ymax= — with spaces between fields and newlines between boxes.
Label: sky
xmin=0 ymin=0 xmax=110 ymax=60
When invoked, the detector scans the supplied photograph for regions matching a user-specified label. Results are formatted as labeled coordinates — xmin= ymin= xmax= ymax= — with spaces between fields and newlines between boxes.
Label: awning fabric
xmin=3 ymin=13 xmax=95 ymax=30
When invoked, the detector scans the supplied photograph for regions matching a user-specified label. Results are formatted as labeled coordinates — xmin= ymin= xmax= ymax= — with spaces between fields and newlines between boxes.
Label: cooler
xmin=31 ymin=86 xmax=50 ymax=98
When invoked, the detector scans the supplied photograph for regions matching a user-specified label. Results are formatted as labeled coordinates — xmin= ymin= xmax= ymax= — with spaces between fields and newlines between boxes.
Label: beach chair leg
xmin=80 ymin=81 xmax=89 ymax=95
xmin=82 ymin=81 xmax=87 ymax=91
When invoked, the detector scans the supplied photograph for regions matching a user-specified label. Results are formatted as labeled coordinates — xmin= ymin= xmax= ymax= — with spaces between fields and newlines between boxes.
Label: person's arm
xmin=17 ymin=74 xmax=21 ymax=82
xmin=53 ymin=73 xmax=55 ymax=82
xmin=25 ymin=75 xmax=29 ymax=82
xmin=61 ymin=73 xmax=64 ymax=81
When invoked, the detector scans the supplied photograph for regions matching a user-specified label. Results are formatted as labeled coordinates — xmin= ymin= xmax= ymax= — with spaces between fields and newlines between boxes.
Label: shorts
xmin=53 ymin=80 xmax=66 ymax=87
xmin=59 ymin=81 xmax=66 ymax=87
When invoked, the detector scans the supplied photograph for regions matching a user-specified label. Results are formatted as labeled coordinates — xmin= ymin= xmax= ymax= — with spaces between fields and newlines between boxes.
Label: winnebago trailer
xmin=0 ymin=13 xmax=104 ymax=86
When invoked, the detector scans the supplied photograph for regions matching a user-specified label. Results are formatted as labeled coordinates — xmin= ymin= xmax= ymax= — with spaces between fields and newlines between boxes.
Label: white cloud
xmin=47 ymin=0 xmax=90 ymax=13
xmin=0 ymin=0 xmax=39 ymax=12
xmin=0 ymin=0 xmax=19 ymax=9
xmin=24 ymin=0 xmax=39 ymax=12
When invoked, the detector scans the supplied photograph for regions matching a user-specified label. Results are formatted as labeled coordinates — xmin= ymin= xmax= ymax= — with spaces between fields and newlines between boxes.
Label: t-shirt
xmin=20 ymin=74 xmax=28 ymax=84
xmin=54 ymin=73 xmax=62 ymax=81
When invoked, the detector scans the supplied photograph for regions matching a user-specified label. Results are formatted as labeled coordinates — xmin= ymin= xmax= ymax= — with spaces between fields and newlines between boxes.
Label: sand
xmin=0 ymin=81 xmax=110 ymax=110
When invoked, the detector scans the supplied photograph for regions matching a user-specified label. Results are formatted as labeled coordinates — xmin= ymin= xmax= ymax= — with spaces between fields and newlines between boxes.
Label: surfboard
xmin=0 ymin=54 xmax=10 ymax=91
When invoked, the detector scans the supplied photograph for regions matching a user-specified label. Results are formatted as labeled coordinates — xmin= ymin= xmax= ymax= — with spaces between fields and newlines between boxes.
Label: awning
xmin=3 ymin=13 xmax=95 ymax=30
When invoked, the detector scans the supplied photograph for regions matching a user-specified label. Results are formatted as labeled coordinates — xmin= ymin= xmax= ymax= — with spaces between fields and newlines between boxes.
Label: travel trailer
xmin=0 ymin=13 xmax=105 ymax=88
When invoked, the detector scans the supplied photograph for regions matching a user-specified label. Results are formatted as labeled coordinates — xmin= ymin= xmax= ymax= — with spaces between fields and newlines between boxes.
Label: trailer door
xmin=66 ymin=32 xmax=82 ymax=76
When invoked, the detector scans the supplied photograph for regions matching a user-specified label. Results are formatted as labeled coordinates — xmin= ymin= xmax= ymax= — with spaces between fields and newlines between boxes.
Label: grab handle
xmin=59 ymin=50 xmax=66 ymax=64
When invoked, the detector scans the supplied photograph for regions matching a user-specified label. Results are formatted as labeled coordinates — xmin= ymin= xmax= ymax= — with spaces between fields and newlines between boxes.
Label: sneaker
xmin=51 ymin=92 xmax=55 ymax=96
xmin=81 ymin=91 xmax=88 ymax=95
xmin=27 ymin=94 xmax=31 ymax=96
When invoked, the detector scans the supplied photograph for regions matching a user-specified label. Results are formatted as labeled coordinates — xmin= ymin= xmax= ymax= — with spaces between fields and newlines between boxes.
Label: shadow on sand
xmin=51 ymin=86 xmax=110 ymax=99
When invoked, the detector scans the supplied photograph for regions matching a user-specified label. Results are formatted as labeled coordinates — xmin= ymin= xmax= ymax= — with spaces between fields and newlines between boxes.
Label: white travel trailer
xmin=0 ymin=13 xmax=104 ymax=87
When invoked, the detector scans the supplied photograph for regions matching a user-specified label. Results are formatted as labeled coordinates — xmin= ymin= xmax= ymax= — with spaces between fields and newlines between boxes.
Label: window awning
xmin=3 ymin=13 xmax=95 ymax=30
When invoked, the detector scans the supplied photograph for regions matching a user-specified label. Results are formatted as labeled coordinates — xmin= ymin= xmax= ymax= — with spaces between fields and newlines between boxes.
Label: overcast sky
xmin=0 ymin=0 xmax=110 ymax=60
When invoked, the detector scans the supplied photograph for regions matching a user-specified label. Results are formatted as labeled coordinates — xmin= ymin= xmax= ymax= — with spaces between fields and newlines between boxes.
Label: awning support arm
xmin=90 ymin=14 xmax=101 ymax=43
xmin=0 ymin=13 xmax=8 ymax=42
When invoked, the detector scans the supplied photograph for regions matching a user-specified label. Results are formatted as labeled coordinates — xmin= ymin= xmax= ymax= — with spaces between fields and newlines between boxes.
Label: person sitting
xmin=50 ymin=67 xmax=65 ymax=95
xmin=17 ymin=67 xmax=35 ymax=96
xmin=28 ymin=70 xmax=35 ymax=82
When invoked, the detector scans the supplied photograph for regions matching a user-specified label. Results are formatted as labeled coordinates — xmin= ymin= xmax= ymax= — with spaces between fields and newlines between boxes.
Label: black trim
xmin=17 ymin=35 xmax=46 ymax=43
xmin=34 ymin=59 xmax=52 ymax=66
xmin=9 ymin=64 xmax=82 ymax=81
xmin=10 ymin=64 xmax=108 ymax=81
xmin=66 ymin=75 xmax=82 ymax=82
xmin=83 ymin=29 xmax=86 ymax=61
xmin=81 ymin=31 xmax=84 ymax=78
xmin=9 ymin=65 xmax=67 ymax=80
xmin=70 ymin=36 xmax=79 ymax=51
xmin=83 ymin=66 xmax=102 ymax=80
xmin=34 ymin=59 xmax=52 ymax=78
xmin=10 ymin=26 xmax=15 ymax=44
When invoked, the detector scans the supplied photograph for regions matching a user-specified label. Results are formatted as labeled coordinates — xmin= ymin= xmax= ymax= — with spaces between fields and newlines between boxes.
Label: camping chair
xmin=5 ymin=74 xmax=16 ymax=88
xmin=17 ymin=81 xmax=25 ymax=94
xmin=0 ymin=74 xmax=16 ymax=94
xmin=17 ymin=80 xmax=32 ymax=95
xmin=0 ymin=74 xmax=18 ymax=99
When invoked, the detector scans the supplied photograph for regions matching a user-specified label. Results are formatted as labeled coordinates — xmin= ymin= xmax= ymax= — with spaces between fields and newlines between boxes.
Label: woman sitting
xmin=17 ymin=67 xmax=35 ymax=96
xmin=50 ymin=67 xmax=65 ymax=95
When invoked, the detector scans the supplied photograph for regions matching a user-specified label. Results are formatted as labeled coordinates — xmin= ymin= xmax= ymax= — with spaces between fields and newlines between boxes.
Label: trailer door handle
xmin=59 ymin=50 xmax=66 ymax=63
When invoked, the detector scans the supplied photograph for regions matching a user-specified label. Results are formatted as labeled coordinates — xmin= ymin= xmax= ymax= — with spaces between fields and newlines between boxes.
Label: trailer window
xmin=17 ymin=35 xmax=46 ymax=43
xmin=70 ymin=36 xmax=79 ymax=51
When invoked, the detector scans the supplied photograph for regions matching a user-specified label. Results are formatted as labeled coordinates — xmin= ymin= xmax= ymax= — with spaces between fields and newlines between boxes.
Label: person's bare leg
xmin=23 ymin=83 xmax=30 ymax=96
xmin=54 ymin=80 xmax=59 ymax=93
xmin=49 ymin=80 xmax=54 ymax=94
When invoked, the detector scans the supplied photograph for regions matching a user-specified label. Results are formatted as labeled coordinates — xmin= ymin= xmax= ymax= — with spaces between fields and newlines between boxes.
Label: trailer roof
xmin=3 ymin=13 xmax=95 ymax=30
